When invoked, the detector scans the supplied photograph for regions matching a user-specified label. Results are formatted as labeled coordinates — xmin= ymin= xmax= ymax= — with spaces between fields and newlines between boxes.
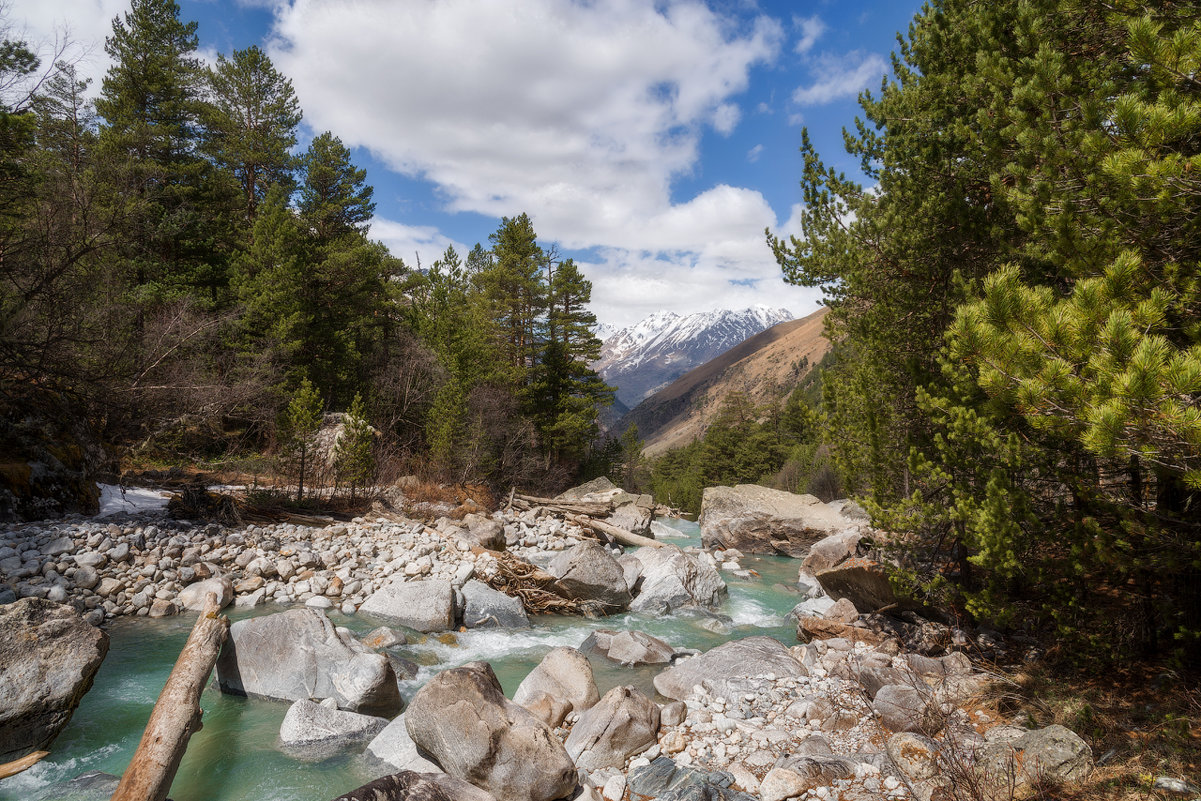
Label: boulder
xmin=519 ymin=690 xmax=571 ymax=728
xmin=178 ymin=576 xmax=234 ymax=611
xmin=872 ymin=684 xmax=939 ymax=735
xmin=513 ymin=647 xmax=599 ymax=714
xmin=548 ymin=542 xmax=631 ymax=612
xmin=279 ymin=698 xmax=389 ymax=746
xmin=216 ymin=608 xmax=402 ymax=717
xmin=331 ymin=771 xmax=498 ymax=801
xmin=360 ymin=579 xmax=456 ymax=632
xmin=607 ymin=495 xmax=654 ymax=536
xmin=814 ymin=558 xmax=897 ymax=613
xmin=801 ymin=531 xmax=862 ymax=574
xmin=760 ymin=759 xmax=857 ymax=801
xmin=579 ymin=629 xmax=677 ymax=666
xmin=565 ymin=685 xmax=660 ymax=771
xmin=978 ymin=724 xmax=1093 ymax=794
xmin=555 ymin=476 xmax=617 ymax=501
xmin=652 ymin=636 xmax=806 ymax=704
xmin=366 ymin=712 xmax=443 ymax=773
xmin=627 ymin=757 xmax=756 ymax=801
xmin=458 ymin=514 xmax=506 ymax=551
xmin=628 ymin=545 xmax=726 ymax=615
xmin=0 ymin=599 xmax=109 ymax=762
xmin=363 ymin=627 xmax=408 ymax=649
xmin=698 ymin=485 xmax=855 ymax=557
xmin=28 ymin=770 xmax=120 ymax=801
xmin=460 ymin=580 xmax=529 ymax=629
xmin=616 ymin=553 xmax=643 ymax=594
xmin=798 ymin=615 xmax=890 ymax=646
xmin=886 ymin=733 xmax=948 ymax=801
xmin=405 ymin=661 xmax=577 ymax=801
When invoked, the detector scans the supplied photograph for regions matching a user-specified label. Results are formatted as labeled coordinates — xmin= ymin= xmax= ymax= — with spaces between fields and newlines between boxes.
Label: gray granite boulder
xmin=579 ymin=629 xmax=677 ymax=666
xmin=512 ymin=646 xmax=599 ymax=714
xmin=216 ymin=608 xmax=401 ymax=717
xmin=458 ymin=514 xmax=506 ymax=551
xmin=0 ymin=599 xmax=109 ymax=762
xmin=548 ymin=542 xmax=631 ymax=612
xmin=360 ymin=579 xmax=456 ymax=632
xmin=699 ymin=485 xmax=855 ymax=557
xmin=565 ymin=685 xmax=660 ymax=771
xmin=331 ymin=771 xmax=497 ymax=801
xmin=627 ymin=757 xmax=756 ymax=801
xmin=814 ymin=558 xmax=898 ymax=613
xmin=652 ymin=636 xmax=806 ymax=704
xmin=978 ymin=724 xmax=1093 ymax=791
xmin=800 ymin=530 xmax=862 ymax=574
xmin=177 ymin=575 xmax=234 ymax=611
xmin=461 ymin=580 xmax=529 ymax=628
xmin=405 ymin=661 xmax=577 ymax=801
xmin=280 ymin=698 xmax=388 ymax=747
xmin=366 ymin=712 xmax=442 ymax=773
xmin=628 ymin=545 xmax=726 ymax=615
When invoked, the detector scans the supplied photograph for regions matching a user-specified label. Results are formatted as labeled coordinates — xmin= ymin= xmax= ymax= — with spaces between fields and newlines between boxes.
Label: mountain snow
xmin=594 ymin=305 xmax=794 ymax=407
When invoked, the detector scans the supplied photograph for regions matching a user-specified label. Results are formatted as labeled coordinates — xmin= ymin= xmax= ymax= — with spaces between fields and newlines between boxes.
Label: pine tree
xmin=279 ymin=377 xmax=322 ymax=502
xmin=335 ymin=392 xmax=374 ymax=502
xmin=298 ymin=131 xmax=374 ymax=243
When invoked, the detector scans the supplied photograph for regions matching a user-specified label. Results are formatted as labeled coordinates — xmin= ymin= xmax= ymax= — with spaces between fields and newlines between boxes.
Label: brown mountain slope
xmin=618 ymin=307 xmax=829 ymax=455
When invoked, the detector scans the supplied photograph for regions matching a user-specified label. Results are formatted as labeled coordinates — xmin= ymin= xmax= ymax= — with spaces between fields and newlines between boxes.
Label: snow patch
xmin=95 ymin=484 xmax=171 ymax=517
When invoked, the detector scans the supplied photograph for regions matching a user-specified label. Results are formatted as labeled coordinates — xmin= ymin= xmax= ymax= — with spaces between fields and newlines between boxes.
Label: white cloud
xmin=747 ymin=143 xmax=763 ymax=163
xmin=5 ymin=0 xmax=125 ymax=92
xmin=793 ymin=14 xmax=826 ymax=55
xmin=792 ymin=50 xmax=888 ymax=106
xmin=368 ymin=219 xmax=467 ymax=270
xmin=712 ymin=102 xmax=740 ymax=136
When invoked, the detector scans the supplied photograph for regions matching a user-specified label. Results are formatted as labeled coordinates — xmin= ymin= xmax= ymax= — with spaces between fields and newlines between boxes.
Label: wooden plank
xmin=109 ymin=593 xmax=230 ymax=801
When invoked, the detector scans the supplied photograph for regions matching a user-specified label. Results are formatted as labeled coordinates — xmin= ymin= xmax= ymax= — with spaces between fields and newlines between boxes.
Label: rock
xmin=405 ymin=661 xmax=577 ymax=801
xmin=814 ymin=558 xmax=897 ymax=613
xmin=27 ymin=770 xmax=120 ymax=801
xmin=759 ymin=767 xmax=811 ymax=801
xmin=279 ymin=698 xmax=388 ymax=746
xmin=627 ymin=756 xmax=756 ymax=801
xmin=178 ymin=576 xmax=235 ymax=611
xmin=513 ymin=647 xmax=599 ymax=714
xmin=73 ymin=565 xmax=99 ymax=590
xmin=579 ymin=629 xmax=676 ymax=666
xmin=797 ymin=616 xmax=889 ymax=646
xmin=360 ymin=579 xmax=456 ymax=633
xmin=652 ymin=636 xmax=806 ymax=703
xmin=366 ymin=712 xmax=442 ymax=773
xmin=519 ymin=690 xmax=572 ymax=728
xmin=235 ymin=588 xmax=266 ymax=608
xmin=0 ymin=599 xmax=109 ymax=761
xmin=607 ymin=496 xmax=654 ymax=536
xmin=789 ymin=596 xmax=836 ymax=619
xmin=698 ymin=485 xmax=855 ymax=557
xmin=363 ymin=626 xmax=408 ymax=649
xmin=565 ymin=685 xmax=660 ymax=771
xmin=873 ymin=684 xmax=938 ymax=734
xmin=765 ymin=758 xmax=856 ymax=794
xmin=458 ymin=514 xmax=507 ymax=551
xmin=461 ymin=580 xmax=529 ymax=629
xmin=801 ymin=531 xmax=862 ymax=574
xmin=628 ymin=545 xmax=726 ymax=615
xmin=548 ymin=542 xmax=632 ymax=612
xmin=978 ymin=724 xmax=1093 ymax=794
xmin=660 ymin=700 xmax=686 ymax=727
xmin=148 ymin=598 xmax=177 ymax=618
xmin=886 ymin=732 xmax=947 ymax=801
xmin=43 ymin=536 xmax=75 ymax=556
xmin=824 ymin=597 xmax=859 ymax=624
xmin=1155 ymin=777 xmax=1200 ymax=795
xmin=555 ymin=476 xmax=617 ymax=500
xmin=216 ymin=608 xmax=402 ymax=717
xmin=601 ymin=774 xmax=627 ymax=801
xmin=331 ymin=771 xmax=498 ymax=801
xmin=616 ymin=553 xmax=643 ymax=593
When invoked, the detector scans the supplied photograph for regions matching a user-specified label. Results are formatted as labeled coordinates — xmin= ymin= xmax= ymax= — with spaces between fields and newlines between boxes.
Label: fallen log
xmin=0 ymin=750 xmax=48 ymax=779
xmin=566 ymin=513 xmax=666 ymax=549
xmin=511 ymin=493 xmax=613 ymax=517
xmin=110 ymin=593 xmax=230 ymax=801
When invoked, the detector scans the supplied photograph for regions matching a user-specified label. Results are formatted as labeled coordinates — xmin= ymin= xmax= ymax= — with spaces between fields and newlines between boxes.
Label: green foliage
xmin=298 ymin=131 xmax=374 ymax=243
xmin=335 ymin=392 xmax=374 ymax=500
xmin=279 ymin=377 xmax=322 ymax=502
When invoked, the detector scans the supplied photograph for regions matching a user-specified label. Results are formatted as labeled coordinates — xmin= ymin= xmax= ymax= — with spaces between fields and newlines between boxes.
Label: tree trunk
xmin=566 ymin=513 xmax=665 ymax=549
xmin=109 ymin=593 xmax=230 ymax=801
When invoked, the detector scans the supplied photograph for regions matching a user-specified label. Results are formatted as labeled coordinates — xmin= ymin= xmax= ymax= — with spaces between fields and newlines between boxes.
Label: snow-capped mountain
xmin=594 ymin=306 xmax=794 ymax=407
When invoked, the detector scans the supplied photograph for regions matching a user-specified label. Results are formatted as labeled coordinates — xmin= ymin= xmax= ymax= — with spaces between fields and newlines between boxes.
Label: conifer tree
xmin=335 ymin=392 xmax=374 ymax=501
xmin=298 ymin=131 xmax=374 ymax=243
xmin=279 ymin=377 xmax=322 ymax=502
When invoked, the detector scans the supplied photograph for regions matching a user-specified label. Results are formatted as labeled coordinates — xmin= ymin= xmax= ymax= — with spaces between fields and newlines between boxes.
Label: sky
xmin=8 ymin=0 xmax=922 ymax=329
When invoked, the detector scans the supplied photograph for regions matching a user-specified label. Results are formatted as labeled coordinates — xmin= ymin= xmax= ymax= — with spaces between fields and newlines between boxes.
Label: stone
xmin=698 ymin=485 xmax=855 ymax=557
xmin=27 ymin=770 xmax=120 ymax=801
xmin=360 ymin=578 xmax=456 ymax=632
xmin=73 ymin=551 xmax=106 ymax=568
xmin=0 ymin=599 xmax=109 ymax=761
xmin=331 ymin=771 xmax=498 ymax=801
xmin=461 ymin=579 xmax=529 ymax=629
xmin=519 ymin=690 xmax=571 ymax=728
xmin=580 ymin=629 xmax=676 ymax=666
xmin=978 ymin=724 xmax=1093 ymax=793
xmin=405 ymin=661 xmax=577 ymax=801
xmin=73 ymin=565 xmax=99 ymax=590
xmin=627 ymin=756 xmax=757 ymax=801
xmin=653 ymin=636 xmax=806 ymax=703
xmin=366 ymin=712 xmax=442 ymax=773
xmin=873 ymin=684 xmax=938 ymax=735
xmin=279 ymin=698 xmax=388 ymax=746
xmin=43 ymin=536 xmax=75 ymax=556
xmin=886 ymin=732 xmax=947 ymax=801
xmin=628 ymin=545 xmax=726 ymax=615
xmin=607 ymin=497 xmax=654 ymax=536
xmin=601 ymin=774 xmax=627 ymax=801
xmin=548 ymin=542 xmax=632 ymax=612
xmin=363 ymin=626 xmax=408 ymax=649
xmin=660 ymin=700 xmax=686 ymax=727
xmin=801 ymin=530 xmax=863 ymax=574
xmin=565 ymin=685 xmax=660 ymax=771
xmin=216 ymin=608 xmax=402 ymax=717
xmin=178 ymin=576 xmax=234 ymax=611
xmin=814 ymin=558 xmax=897 ymax=613
xmin=148 ymin=598 xmax=177 ymax=618
xmin=824 ymin=597 xmax=859 ymax=624
xmin=513 ymin=646 xmax=599 ymax=714
xmin=458 ymin=514 xmax=507 ymax=551
xmin=555 ymin=476 xmax=617 ymax=500
xmin=798 ymin=616 xmax=889 ymax=646
xmin=235 ymin=588 xmax=266 ymax=608
xmin=759 ymin=767 xmax=811 ymax=801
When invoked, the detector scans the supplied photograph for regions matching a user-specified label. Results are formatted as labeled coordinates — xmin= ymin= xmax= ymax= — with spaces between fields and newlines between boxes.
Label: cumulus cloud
xmin=369 ymin=219 xmax=467 ymax=270
xmin=793 ymin=14 xmax=826 ymax=55
xmin=792 ymin=50 xmax=888 ymax=106
xmin=5 ymin=0 xmax=124 ymax=92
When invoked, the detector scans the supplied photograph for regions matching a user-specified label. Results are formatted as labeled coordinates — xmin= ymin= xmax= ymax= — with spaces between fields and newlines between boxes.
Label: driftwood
xmin=511 ymin=493 xmax=614 ymax=517
xmin=483 ymin=551 xmax=605 ymax=618
xmin=0 ymin=750 xmax=48 ymax=779
xmin=565 ymin=513 xmax=666 ymax=550
xmin=110 ymin=593 xmax=230 ymax=801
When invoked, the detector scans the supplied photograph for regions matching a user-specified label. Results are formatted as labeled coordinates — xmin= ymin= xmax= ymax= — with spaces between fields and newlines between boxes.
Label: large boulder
xmin=555 ymin=476 xmax=617 ymax=501
xmin=565 ymin=685 xmax=660 ymax=771
xmin=978 ymin=724 xmax=1093 ymax=795
xmin=698 ymin=485 xmax=856 ymax=557
xmin=216 ymin=608 xmax=402 ymax=717
xmin=579 ymin=629 xmax=678 ymax=666
xmin=628 ymin=545 xmax=726 ymax=615
xmin=177 ymin=576 xmax=234 ymax=611
xmin=461 ymin=580 xmax=529 ymax=629
xmin=512 ymin=646 xmax=599 ymax=714
xmin=653 ymin=636 xmax=806 ymax=704
xmin=606 ymin=495 xmax=654 ymax=536
xmin=801 ymin=531 xmax=863 ymax=574
xmin=360 ymin=579 xmax=456 ymax=632
xmin=0 ymin=599 xmax=109 ymax=762
xmin=548 ymin=542 xmax=632 ymax=613
xmin=405 ymin=661 xmax=577 ymax=801
xmin=458 ymin=514 xmax=506 ymax=551
xmin=814 ymin=558 xmax=898 ymax=612
xmin=279 ymin=699 xmax=389 ymax=747
xmin=331 ymin=771 xmax=498 ymax=801
xmin=366 ymin=713 xmax=442 ymax=773
xmin=627 ymin=757 xmax=757 ymax=801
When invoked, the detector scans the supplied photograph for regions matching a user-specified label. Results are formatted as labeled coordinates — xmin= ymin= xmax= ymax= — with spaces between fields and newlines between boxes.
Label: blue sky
xmin=11 ymin=0 xmax=921 ymax=328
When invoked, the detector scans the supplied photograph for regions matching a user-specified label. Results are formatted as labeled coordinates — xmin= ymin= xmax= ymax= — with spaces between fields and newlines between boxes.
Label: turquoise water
xmin=1 ymin=520 xmax=802 ymax=801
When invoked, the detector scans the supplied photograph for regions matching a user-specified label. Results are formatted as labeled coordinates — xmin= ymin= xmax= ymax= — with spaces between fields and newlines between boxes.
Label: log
xmin=0 ymin=750 xmax=48 ymax=779
xmin=566 ymin=513 xmax=666 ymax=549
xmin=512 ymin=494 xmax=613 ymax=517
xmin=110 ymin=593 xmax=230 ymax=801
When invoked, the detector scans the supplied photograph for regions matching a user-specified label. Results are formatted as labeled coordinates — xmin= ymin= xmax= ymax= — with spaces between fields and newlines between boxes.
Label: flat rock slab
xmin=698 ymin=485 xmax=854 ymax=557
xmin=330 ymin=771 xmax=498 ymax=801
xmin=360 ymin=579 xmax=455 ymax=632
xmin=461 ymin=580 xmax=529 ymax=629
xmin=279 ymin=698 xmax=389 ymax=746
xmin=653 ymin=636 xmax=806 ymax=704
xmin=0 ymin=598 xmax=109 ymax=762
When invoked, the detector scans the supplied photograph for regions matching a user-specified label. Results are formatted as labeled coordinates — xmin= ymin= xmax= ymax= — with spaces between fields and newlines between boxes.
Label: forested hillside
xmin=0 ymin=0 xmax=613 ymax=503
xmin=764 ymin=0 xmax=1201 ymax=661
